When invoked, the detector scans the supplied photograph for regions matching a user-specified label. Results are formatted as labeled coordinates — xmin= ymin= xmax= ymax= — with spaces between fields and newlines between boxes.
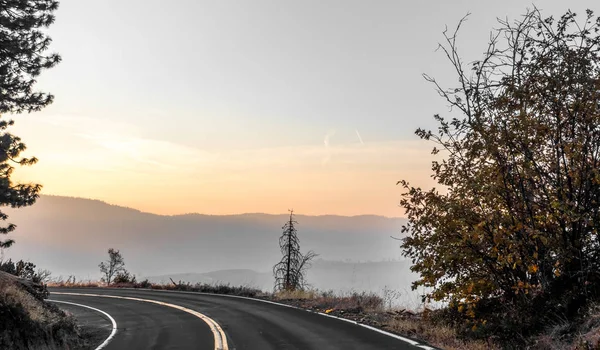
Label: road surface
xmin=49 ymin=287 xmax=435 ymax=350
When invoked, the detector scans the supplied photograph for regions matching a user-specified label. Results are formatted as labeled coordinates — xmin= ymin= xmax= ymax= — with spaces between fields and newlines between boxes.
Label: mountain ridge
xmin=2 ymin=195 xmax=413 ymax=294
xmin=40 ymin=194 xmax=405 ymax=219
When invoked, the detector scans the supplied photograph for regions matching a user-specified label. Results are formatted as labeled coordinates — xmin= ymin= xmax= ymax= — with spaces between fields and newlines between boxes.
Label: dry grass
xmin=47 ymin=280 xmax=99 ymax=288
xmin=49 ymin=278 xmax=265 ymax=298
xmin=509 ymin=302 xmax=600 ymax=349
xmin=526 ymin=303 xmax=600 ymax=350
xmin=574 ymin=330 xmax=600 ymax=349
xmin=572 ymin=303 xmax=600 ymax=349
xmin=2 ymin=283 xmax=57 ymax=323
xmin=387 ymin=317 xmax=497 ymax=350
xmin=0 ymin=279 xmax=85 ymax=349
xmin=274 ymin=289 xmax=317 ymax=300
xmin=274 ymin=289 xmax=384 ymax=312
xmin=136 ymin=280 xmax=265 ymax=297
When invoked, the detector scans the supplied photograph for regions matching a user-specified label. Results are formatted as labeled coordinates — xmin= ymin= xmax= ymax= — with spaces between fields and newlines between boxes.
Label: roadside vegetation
xmin=396 ymin=7 xmax=600 ymax=349
xmin=98 ymin=248 xmax=131 ymax=285
xmin=0 ymin=260 xmax=87 ymax=349
xmin=0 ymin=0 xmax=88 ymax=349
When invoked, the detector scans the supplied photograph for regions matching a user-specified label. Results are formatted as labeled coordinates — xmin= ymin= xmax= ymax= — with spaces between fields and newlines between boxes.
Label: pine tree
xmin=273 ymin=210 xmax=317 ymax=291
xmin=0 ymin=0 xmax=61 ymax=248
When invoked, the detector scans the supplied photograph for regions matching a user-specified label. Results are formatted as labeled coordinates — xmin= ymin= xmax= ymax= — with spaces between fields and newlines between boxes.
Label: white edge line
xmin=317 ymin=311 xmax=421 ymax=346
xmin=52 ymin=292 xmax=228 ymax=350
xmin=52 ymin=288 xmax=437 ymax=350
xmin=48 ymin=299 xmax=117 ymax=350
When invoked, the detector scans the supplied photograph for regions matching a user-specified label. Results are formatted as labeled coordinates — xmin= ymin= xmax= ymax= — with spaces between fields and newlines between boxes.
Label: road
xmin=49 ymin=288 xmax=435 ymax=350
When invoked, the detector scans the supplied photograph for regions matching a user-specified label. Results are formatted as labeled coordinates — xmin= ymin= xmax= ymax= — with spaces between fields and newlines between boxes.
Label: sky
xmin=10 ymin=0 xmax=599 ymax=217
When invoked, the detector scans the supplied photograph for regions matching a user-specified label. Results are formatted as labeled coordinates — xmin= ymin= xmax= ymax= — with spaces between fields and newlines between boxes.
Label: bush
xmin=0 ymin=259 xmax=51 ymax=284
xmin=112 ymin=271 xmax=136 ymax=284
xmin=134 ymin=279 xmax=152 ymax=289
xmin=399 ymin=8 xmax=600 ymax=346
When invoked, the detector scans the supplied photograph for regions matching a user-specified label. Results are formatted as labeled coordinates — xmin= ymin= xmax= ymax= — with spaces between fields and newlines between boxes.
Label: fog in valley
xmin=3 ymin=195 xmax=421 ymax=304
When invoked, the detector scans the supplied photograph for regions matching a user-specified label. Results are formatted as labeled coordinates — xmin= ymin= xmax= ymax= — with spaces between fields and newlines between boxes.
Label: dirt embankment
xmin=0 ymin=271 xmax=88 ymax=350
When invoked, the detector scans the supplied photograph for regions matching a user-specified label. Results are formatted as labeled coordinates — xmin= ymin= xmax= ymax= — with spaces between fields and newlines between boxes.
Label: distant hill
xmin=2 ymin=196 xmax=411 ymax=289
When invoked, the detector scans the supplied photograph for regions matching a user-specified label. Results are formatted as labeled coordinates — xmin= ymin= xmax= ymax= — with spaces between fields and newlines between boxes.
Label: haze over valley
xmin=3 ymin=195 xmax=417 ymax=298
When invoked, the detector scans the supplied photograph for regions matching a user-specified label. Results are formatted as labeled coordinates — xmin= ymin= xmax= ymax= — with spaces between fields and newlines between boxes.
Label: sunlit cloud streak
xmin=13 ymin=115 xmax=435 ymax=216
xmin=323 ymin=129 xmax=336 ymax=165
xmin=355 ymin=129 xmax=364 ymax=145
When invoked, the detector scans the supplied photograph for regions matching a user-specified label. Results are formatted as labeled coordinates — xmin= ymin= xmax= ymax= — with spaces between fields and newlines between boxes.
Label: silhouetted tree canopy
xmin=0 ymin=0 xmax=61 ymax=248
xmin=399 ymin=8 xmax=600 ymax=342
xmin=99 ymin=248 xmax=127 ymax=286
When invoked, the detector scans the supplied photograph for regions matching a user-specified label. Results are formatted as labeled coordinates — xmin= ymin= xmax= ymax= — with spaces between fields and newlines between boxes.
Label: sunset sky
xmin=11 ymin=0 xmax=597 ymax=217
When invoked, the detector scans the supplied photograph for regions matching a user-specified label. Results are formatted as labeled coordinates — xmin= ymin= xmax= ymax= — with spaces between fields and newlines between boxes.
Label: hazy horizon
xmin=39 ymin=194 xmax=406 ymax=219
xmin=2 ymin=195 xmax=414 ymax=295
xmin=10 ymin=0 xmax=597 ymax=217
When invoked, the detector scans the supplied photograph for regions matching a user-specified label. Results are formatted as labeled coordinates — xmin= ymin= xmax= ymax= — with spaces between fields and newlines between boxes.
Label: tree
xmin=99 ymin=248 xmax=127 ymax=286
xmin=0 ymin=0 xmax=61 ymax=248
xmin=273 ymin=210 xmax=317 ymax=291
xmin=398 ymin=8 xmax=600 ymax=341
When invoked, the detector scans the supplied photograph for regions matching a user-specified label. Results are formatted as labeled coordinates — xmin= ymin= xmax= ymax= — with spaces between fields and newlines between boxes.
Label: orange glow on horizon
xmin=13 ymin=135 xmax=437 ymax=218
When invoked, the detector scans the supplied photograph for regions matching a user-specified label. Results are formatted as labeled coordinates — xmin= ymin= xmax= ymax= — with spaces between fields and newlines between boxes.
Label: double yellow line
xmin=52 ymin=292 xmax=229 ymax=350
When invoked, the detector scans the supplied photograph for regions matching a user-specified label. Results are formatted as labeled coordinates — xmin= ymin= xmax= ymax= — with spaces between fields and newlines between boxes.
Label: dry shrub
xmin=114 ymin=280 xmax=265 ymax=298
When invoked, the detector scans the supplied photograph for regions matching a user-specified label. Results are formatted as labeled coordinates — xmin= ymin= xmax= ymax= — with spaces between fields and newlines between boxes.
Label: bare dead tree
xmin=273 ymin=210 xmax=317 ymax=291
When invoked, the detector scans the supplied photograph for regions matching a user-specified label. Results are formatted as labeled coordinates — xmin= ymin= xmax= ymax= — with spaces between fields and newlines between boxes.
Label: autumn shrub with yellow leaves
xmin=399 ymin=7 xmax=600 ymax=348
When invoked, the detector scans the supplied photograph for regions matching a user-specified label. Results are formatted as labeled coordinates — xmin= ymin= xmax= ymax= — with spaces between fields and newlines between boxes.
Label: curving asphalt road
xmin=50 ymin=292 xmax=215 ymax=349
xmin=49 ymin=287 xmax=435 ymax=350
